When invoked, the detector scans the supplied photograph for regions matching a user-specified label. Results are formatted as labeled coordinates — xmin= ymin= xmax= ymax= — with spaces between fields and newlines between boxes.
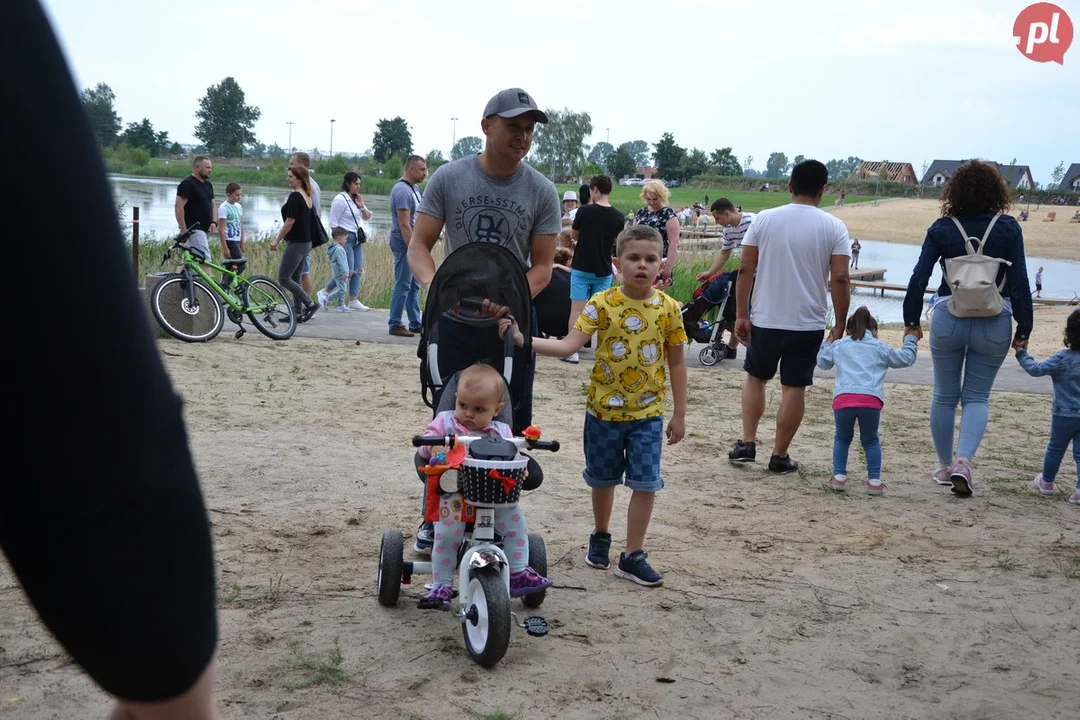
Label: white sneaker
xmin=316 ymin=289 xmax=328 ymax=310
xmin=561 ymin=352 xmax=580 ymax=364
xmin=348 ymin=300 xmax=370 ymax=311
xmin=335 ymin=305 xmax=353 ymax=313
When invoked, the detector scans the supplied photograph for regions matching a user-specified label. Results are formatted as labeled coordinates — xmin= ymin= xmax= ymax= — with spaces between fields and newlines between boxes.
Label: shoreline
xmin=830 ymin=198 xmax=1080 ymax=262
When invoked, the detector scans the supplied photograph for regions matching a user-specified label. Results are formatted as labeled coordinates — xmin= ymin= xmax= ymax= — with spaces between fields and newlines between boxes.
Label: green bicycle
xmin=151 ymin=224 xmax=296 ymax=342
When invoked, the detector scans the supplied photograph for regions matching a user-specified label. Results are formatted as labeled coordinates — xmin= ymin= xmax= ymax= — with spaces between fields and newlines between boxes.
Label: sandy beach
xmin=3 ymin=324 xmax=1077 ymax=719
xmin=831 ymin=199 xmax=1080 ymax=261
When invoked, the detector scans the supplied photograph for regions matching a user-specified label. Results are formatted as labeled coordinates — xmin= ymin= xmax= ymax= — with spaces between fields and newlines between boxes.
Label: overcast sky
xmin=42 ymin=0 xmax=1078 ymax=184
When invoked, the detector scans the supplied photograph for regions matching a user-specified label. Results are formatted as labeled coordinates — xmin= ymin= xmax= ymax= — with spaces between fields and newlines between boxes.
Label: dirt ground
xmin=3 ymin=317 xmax=1079 ymax=719
xmin=831 ymin=199 xmax=1080 ymax=261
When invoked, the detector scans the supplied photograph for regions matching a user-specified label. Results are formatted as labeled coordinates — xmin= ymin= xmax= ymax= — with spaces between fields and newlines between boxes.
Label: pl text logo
xmin=1013 ymin=3 xmax=1073 ymax=64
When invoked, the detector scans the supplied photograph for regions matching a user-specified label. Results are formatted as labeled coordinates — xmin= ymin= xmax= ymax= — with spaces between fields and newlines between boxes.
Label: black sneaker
xmin=729 ymin=440 xmax=756 ymax=464
xmin=614 ymin=550 xmax=663 ymax=587
xmin=413 ymin=521 xmax=434 ymax=554
xmin=585 ymin=531 xmax=611 ymax=569
xmin=724 ymin=346 xmax=738 ymax=359
xmin=768 ymin=455 xmax=799 ymax=474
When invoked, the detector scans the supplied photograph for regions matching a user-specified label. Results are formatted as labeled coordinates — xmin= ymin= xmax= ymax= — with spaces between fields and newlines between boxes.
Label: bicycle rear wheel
xmin=243 ymin=275 xmax=296 ymax=340
xmin=151 ymin=273 xmax=223 ymax=342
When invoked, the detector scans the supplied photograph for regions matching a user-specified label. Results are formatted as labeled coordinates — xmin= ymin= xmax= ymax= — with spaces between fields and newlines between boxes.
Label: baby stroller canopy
xmin=418 ymin=243 xmax=534 ymax=427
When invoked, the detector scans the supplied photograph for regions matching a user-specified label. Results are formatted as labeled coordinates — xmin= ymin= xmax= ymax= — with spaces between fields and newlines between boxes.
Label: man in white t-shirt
xmin=728 ymin=160 xmax=851 ymax=473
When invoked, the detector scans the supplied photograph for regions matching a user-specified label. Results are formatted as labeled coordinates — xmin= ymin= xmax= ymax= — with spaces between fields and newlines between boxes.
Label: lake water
xmin=110 ymin=175 xmax=1078 ymax=323
xmin=840 ymin=239 xmax=1078 ymax=323
xmin=109 ymin=175 xmax=392 ymax=241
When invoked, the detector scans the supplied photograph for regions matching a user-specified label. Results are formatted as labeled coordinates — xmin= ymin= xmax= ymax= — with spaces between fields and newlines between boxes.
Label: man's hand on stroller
xmin=454 ymin=297 xmax=512 ymax=320
xmin=497 ymin=317 xmax=525 ymax=348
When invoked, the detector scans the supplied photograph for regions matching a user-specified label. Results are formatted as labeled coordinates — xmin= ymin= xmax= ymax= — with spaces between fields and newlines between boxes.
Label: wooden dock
xmin=846 ymin=279 xmax=1076 ymax=306
xmin=849 ymin=267 xmax=886 ymax=282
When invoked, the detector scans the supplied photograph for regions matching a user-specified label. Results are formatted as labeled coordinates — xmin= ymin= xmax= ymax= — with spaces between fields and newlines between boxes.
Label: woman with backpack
xmin=901 ymin=160 xmax=1033 ymax=498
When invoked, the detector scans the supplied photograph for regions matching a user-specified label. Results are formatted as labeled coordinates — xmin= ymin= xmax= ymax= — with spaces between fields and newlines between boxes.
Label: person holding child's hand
xmin=499 ymin=224 xmax=686 ymax=587
xmin=816 ymin=307 xmax=919 ymax=495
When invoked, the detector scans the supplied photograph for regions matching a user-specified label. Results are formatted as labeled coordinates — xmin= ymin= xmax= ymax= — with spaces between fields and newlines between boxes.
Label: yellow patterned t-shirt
xmin=574 ymin=286 xmax=687 ymax=421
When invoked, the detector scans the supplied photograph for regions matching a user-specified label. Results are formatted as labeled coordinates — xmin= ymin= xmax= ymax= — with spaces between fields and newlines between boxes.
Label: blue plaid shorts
xmin=583 ymin=413 xmax=665 ymax=492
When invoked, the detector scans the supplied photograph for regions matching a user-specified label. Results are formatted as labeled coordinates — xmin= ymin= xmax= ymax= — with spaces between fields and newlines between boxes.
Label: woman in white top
xmin=319 ymin=172 xmax=373 ymax=311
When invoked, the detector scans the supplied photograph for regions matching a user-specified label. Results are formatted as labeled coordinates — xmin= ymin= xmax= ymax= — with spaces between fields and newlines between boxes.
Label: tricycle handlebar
xmin=411 ymin=434 xmax=559 ymax=452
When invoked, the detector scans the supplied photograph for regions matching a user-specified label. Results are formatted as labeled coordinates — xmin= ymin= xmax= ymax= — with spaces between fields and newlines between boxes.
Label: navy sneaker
xmin=729 ymin=440 xmax=756 ymax=464
xmin=614 ymin=550 xmax=663 ymax=587
xmin=768 ymin=454 xmax=799 ymax=474
xmin=585 ymin=531 xmax=612 ymax=569
xmin=413 ymin=522 xmax=434 ymax=554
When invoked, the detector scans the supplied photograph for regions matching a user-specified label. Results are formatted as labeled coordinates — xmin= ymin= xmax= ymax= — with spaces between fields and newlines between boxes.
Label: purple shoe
xmin=417 ymin=583 xmax=452 ymax=610
xmin=509 ymin=566 xmax=552 ymax=598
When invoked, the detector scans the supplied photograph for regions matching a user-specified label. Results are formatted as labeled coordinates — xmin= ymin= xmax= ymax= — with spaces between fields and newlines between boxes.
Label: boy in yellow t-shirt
xmin=501 ymin=225 xmax=687 ymax=587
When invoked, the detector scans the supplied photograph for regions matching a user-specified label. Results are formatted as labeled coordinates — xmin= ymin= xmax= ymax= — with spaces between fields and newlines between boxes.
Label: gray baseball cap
xmin=482 ymin=88 xmax=549 ymax=123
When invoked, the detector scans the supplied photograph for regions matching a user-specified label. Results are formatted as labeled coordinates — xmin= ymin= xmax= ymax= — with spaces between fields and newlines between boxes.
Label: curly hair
xmin=940 ymin=160 xmax=1013 ymax=217
xmin=1065 ymin=308 xmax=1080 ymax=350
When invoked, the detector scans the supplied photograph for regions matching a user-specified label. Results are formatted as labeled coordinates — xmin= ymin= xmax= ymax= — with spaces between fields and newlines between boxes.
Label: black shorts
xmin=1036 ymin=284 xmax=1042 ymax=292
xmin=743 ymin=325 xmax=824 ymax=387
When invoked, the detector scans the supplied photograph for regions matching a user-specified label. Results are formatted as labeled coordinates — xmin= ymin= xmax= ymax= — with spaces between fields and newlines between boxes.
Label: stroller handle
xmin=412 ymin=434 xmax=559 ymax=452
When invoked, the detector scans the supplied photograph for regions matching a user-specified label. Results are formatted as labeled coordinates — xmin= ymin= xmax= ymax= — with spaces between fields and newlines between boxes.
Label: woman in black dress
xmin=270 ymin=166 xmax=318 ymax=321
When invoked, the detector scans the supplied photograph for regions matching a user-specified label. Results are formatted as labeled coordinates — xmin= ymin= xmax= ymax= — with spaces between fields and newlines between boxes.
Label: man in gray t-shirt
xmin=405 ymin=88 xmax=560 ymax=555
xmin=409 ymin=87 xmax=561 ymax=300
xmin=388 ymin=155 xmax=428 ymax=335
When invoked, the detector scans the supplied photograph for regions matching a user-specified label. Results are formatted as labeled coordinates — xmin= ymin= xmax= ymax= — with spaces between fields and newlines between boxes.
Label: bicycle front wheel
xmin=151 ymin=274 xmax=224 ymax=342
xmin=243 ymin=275 xmax=296 ymax=340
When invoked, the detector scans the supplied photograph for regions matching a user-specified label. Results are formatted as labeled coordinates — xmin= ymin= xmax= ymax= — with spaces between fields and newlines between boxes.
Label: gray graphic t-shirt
xmin=417 ymin=156 xmax=562 ymax=267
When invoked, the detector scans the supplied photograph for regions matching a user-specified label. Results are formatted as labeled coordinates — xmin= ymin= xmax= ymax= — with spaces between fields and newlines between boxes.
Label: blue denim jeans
xmin=388 ymin=237 xmax=421 ymax=330
xmin=928 ymin=308 xmax=1012 ymax=463
xmin=1043 ymin=415 xmax=1080 ymax=489
xmin=832 ymin=407 xmax=882 ymax=478
xmin=325 ymin=232 xmax=364 ymax=298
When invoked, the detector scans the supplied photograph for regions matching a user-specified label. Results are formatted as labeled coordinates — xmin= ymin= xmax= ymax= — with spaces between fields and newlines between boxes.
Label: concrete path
xmin=226 ymin=307 xmax=1051 ymax=396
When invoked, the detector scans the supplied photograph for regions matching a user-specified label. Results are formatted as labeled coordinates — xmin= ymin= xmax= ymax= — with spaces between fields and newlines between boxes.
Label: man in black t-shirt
xmin=565 ymin=174 xmax=625 ymax=363
xmin=175 ymin=156 xmax=217 ymax=261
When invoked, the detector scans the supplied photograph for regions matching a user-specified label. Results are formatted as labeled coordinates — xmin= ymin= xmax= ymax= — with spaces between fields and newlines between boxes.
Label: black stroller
xmin=681 ymin=271 xmax=738 ymax=366
xmin=417 ymin=242 xmax=535 ymax=432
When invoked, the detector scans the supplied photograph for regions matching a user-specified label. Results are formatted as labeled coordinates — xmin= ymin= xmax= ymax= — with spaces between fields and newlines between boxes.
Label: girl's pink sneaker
xmin=932 ymin=465 xmax=953 ymax=486
xmin=1032 ymin=474 xmax=1056 ymax=496
xmin=1069 ymin=491 xmax=1080 ymax=506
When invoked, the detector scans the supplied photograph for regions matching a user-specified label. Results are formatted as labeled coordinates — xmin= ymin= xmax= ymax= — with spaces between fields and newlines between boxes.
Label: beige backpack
xmin=944 ymin=215 xmax=1012 ymax=317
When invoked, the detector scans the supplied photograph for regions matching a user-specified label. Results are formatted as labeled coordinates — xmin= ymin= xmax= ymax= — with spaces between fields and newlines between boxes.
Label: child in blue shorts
xmin=501 ymin=224 xmax=687 ymax=586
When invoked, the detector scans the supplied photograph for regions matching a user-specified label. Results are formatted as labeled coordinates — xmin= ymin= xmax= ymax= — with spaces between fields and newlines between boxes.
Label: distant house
xmin=634 ymin=166 xmax=657 ymax=180
xmin=1059 ymin=163 xmax=1080 ymax=191
xmin=998 ymin=164 xmax=1035 ymax=190
xmin=850 ymin=161 xmax=918 ymax=185
xmin=921 ymin=160 xmax=1034 ymax=190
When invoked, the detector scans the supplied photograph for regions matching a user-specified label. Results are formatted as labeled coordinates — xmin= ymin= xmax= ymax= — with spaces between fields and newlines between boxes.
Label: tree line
xmin=83 ymin=80 xmax=867 ymax=184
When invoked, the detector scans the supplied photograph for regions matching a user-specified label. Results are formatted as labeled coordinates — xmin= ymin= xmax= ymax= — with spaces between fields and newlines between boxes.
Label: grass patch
xmin=1053 ymin=554 xmax=1080 ymax=580
xmin=220 ymin=583 xmax=241 ymax=603
xmin=285 ymin=637 xmax=348 ymax=689
xmin=996 ymin=554 xmax=1020 ymax=571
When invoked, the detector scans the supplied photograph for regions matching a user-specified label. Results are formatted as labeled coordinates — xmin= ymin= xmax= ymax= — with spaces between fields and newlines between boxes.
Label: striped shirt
xmin=720 ymin=211 xmax=756 ymax=251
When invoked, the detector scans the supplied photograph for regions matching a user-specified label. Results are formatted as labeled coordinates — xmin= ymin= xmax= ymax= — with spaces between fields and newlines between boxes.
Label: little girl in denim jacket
xmin=817 ymin=307 xmax=919 ymax=495
xmin=1017 ymin=308 xmax=1080 ymax=506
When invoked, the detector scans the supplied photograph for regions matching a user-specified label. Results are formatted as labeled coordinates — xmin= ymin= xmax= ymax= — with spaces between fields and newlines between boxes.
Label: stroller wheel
xmin=699 ymin=346 xmax=721 ymax=366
